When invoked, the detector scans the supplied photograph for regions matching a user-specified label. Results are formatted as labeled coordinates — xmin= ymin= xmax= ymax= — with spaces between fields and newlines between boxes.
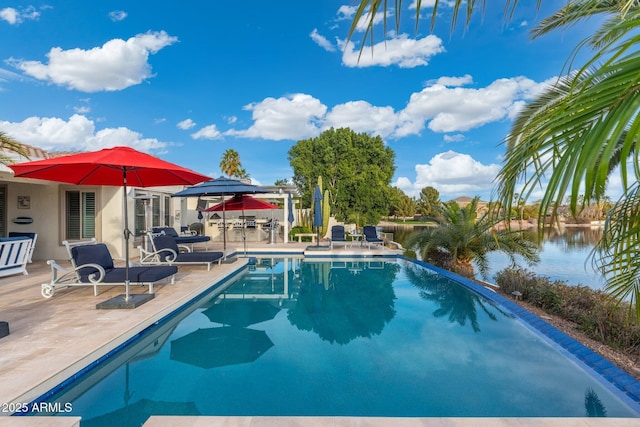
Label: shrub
xmin=289 ymin=225 xmax=312 ymax=241
xmin=403 ymin=249 xmax=417 ymax=259
xmin=527 ymin=282 xmax=561 ymax=313
xmin=495 ymin=267 xmax=640 ymax=354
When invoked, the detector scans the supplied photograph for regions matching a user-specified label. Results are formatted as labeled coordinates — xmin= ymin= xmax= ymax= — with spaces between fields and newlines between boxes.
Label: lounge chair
xmin=8 ymin=232 xmax=37 ymax=263
xmin=0 ymin=236 xmax=33 ymax=277
xmin=363 ymin=226 xmax=384 ymax=249
xmin=152 ymin=227 xmax=211 ymax=250
xmin=41 ymin=239 xmax=177 ymax=298
xmin=330 ymin=225 xmax=348 ymax=249
xmin=139 ymin=234 xmax=224 ymax=271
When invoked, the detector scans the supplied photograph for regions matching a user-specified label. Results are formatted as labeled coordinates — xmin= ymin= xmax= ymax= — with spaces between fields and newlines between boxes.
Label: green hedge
xmin=495 ymin=268 xmax=640 ymax=354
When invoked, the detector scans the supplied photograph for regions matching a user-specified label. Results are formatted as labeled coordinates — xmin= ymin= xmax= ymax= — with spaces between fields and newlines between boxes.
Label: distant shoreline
xmin=379 ymin=220 xmax=604 ymax=230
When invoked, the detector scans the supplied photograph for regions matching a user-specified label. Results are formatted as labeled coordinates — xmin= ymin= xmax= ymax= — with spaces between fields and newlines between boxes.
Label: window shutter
xmin=82 ymin=192 xmax=96 ymax=238
xmin=66 ymin=192 xmax=81 ymax=240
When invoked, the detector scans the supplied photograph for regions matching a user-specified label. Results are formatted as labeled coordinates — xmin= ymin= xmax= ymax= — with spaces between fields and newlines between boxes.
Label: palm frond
xmin=496 ymin=55 xmax=640 ymax=228
xmin=592 ymin=183 xmax=640 ymax=319
xmin=0 ymin=131 xmax=29 ymax=164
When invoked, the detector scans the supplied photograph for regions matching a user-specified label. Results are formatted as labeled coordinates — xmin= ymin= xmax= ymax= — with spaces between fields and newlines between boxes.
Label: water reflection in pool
xmin=35 ymin=257 xmax=639 ymax=425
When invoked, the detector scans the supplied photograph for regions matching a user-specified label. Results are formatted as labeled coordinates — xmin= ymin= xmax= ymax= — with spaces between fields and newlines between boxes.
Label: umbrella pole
xmin=123 ymin=168 xmax=131 ymax=301
xmin=96 ymin=167 xmax=153 ymax=309
xmin=242 ymin=207 xmax=247 ymax=256
xmin=96 ymin=169 xmax=155 ymax=309
xmin=222 ymin=197 xmax=227 ymax=255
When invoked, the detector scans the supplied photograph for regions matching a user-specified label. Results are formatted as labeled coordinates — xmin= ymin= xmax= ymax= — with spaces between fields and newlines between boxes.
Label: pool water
xmin=30 ymin=257 xmax=640 ymax=424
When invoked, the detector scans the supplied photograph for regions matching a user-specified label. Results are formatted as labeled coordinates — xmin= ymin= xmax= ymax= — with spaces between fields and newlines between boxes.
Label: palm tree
xmin=349 ymin=1 xmax=640 ymax=317
xmin=406 ymin=197 xmax=539 ymax=279
xmin=219 ymin=149 xmax=243 ymax=178
xmin=494 ymin=3 xmax=640 ymax=317
xmin=0 ymin=131 xmax=29 ymax=164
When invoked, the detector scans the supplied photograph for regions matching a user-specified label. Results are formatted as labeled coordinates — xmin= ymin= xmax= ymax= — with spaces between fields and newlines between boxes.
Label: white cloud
xmin=443 ymin=134 xmax=465 ymax=143
xmin=0 ymin=114 xmax=169 ymax=152
xmin=109 ymin=10 xmax=127 ymax=22
xmin=0 ymin=67 xmax=26 ymax=90
xmin=192 ymin=124 xmax=222 ymax=140
xmin=434 ymin=74 xmax=473 ymax=87
xmin=0 ymin=6 xmax=39 ymax=25
xmin=408 ymin=0 xmax=438 ymax=9
xmin=336 ymin=5 xmax=386 ymax=32
xmin=324 ymin=101 xmax=398 ymax=138
xmin=336 ymin=6 xmax=356 ymax=20
xmin=395 ymin=151 xmax=501 ymax=198
xmin=73 ymin=105 xmax=90 ymax=114
xmin=341 ymin=33 xmax=444 ymax=68
xmin=0 ymin=8 xmax=19 ymax=24
xmin=225 ymin=93 xmax=327 ymax=141
xmin=398 ymin=76 xmax=544 ymax=135
xmin=9 ymin=31 xmax=178 ymax=92
xmin=223 ymin=75 xmax=554 ymax=143
xmin=177 ymin=118 xmax=196 ymax=130
xmin=310 ymin=29 xmax=336 ymax=52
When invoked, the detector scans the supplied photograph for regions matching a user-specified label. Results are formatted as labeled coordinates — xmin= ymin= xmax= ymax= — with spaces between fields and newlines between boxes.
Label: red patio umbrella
xmin=203 ymin=194 xmax=279 ymax=212
xmin=204 ymin=194 xmax=279 ymax=254
xmin=9 ymin=146 xmax=210 ymax=307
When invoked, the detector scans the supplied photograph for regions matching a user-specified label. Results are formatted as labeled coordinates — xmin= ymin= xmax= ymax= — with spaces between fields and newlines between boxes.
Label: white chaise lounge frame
xmin=41 ymin=239 xmax=175 ymax=298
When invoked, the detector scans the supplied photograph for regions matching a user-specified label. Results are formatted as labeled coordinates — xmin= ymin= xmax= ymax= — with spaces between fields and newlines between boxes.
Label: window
xmin=134 ymin=196 xmax=147 ymax=237
xmin=65 ymin=190 xmax=96 ymax=240
xmin=151 ymin=195 xmax=160 ymax=227
xmin=164 ymin=196 xmax=171 ymax=226
xmin=0 ymin=185 xmax=6 ymax=237
xmin=134 ymin=191 xmax=172 ymax=236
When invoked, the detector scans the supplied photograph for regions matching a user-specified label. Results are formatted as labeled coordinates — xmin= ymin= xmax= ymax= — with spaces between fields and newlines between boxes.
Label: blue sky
xmin=0 ymin=1 xmax=599 ymax=201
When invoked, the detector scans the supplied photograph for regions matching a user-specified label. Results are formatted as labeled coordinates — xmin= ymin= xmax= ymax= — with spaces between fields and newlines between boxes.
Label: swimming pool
xmin=26 ymin=257 xmax=640 ymax=424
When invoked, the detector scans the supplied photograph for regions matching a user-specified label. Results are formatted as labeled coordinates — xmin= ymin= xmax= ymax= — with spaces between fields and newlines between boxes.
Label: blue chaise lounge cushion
xmin=153 ymin=235 xmax=223 ymax=264
xmin=72 ymin=243 xmax=177 ymax=283
xmin=152 ymin=227 xmax=210 ymax=245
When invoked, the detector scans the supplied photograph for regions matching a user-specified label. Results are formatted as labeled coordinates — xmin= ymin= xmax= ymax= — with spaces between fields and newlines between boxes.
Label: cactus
xmin=300 ymin=209 xmax=311 ymax=229
xmin=322 ymin=188 xmax=330 ymax=236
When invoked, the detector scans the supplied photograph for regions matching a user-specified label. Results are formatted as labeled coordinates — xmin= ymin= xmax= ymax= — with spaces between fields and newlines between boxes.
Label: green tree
xmin=234 ymin=167 xmax=249 ymax=180
xmin=394 ymin=191 xmax=416 ymax=222
xmin=274 ymin=178 xmax=291 ymax=186
xmin=349 ymin=1 xmax=640 ymax=316
xmin=219 ymin=149 xmax=246 ymax=178
xmin=406 ymin=197 xmax=539 ymax=279
xmin=417 ymin=186 xmax=440 ymax=218
xmin=289 ymin=127 xmax=395 ymax=226
xmin=387 ymin=187 xmax=404 ymax=219
xmin=0 ymin=131 xmax=29 ymax=164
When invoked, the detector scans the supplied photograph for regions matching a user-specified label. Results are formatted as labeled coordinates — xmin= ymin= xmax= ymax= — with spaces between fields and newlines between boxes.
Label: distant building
xmin=448 ymin=196 xmax=489 ymax=217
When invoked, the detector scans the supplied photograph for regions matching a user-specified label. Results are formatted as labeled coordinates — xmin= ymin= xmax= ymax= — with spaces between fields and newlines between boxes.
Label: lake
xmin=381 ymin=224 xmax=605 ymax=290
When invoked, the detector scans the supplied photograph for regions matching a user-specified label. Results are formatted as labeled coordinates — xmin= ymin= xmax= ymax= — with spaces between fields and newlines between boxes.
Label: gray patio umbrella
xmin=203 ymin=300 xmax=280 ymax=327
xmin=313 ymin=184 xmax=323 ymax=247
xmin=172 ymin=176 xmax=269 ymax=251
xmin=287 ymin=193 xmax=295 ymax=226
xmin=170 ymin=326 xmax=274 ymax=369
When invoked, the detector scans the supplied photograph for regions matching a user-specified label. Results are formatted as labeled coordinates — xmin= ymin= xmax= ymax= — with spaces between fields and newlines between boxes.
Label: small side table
xmin=349 ymin=233 xmax=363 ymax=247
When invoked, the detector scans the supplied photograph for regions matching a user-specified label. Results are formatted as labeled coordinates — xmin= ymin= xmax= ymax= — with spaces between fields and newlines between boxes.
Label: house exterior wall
xmin=5 ymin=180 xmax=60 ymax=261
xmin=1 ymin=175 xmax=186 ymax=261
